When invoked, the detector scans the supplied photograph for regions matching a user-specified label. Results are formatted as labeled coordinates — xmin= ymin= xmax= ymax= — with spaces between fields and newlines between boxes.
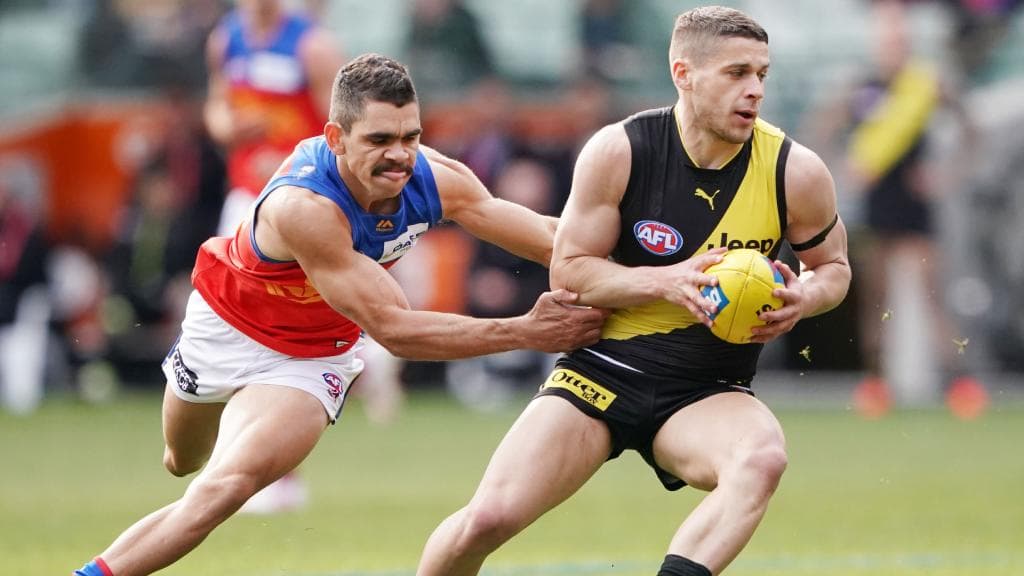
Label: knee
xmin=734 ymin=438 xmax=788 ymax=497
xmin=457 ymin=498 xmax=525 ymax=551
xmin=163 ymin=447 xmax=204 ymax=477
xmin=185 ymin=473 xmax=262 ymax=522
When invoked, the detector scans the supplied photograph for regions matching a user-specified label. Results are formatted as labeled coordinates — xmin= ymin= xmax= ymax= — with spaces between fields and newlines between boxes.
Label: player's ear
xmin=671 ymin=59 xmax=692 ymax=91
xmin=324 ymin=121 xmax=346 ymax=155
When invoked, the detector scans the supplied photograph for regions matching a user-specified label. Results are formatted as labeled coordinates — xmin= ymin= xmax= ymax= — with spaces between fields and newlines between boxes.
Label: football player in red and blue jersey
xmin=73 ymin=53 xmax=607 ymax=576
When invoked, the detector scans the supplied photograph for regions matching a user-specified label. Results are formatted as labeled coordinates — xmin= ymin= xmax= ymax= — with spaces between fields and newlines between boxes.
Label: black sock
xmin=657 ymin=553 xmax=712 ymax=576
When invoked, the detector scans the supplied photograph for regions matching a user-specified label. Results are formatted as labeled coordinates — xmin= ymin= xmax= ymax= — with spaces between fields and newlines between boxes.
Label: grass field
xmin=3 ymin=389 xmax=1023 ymax=576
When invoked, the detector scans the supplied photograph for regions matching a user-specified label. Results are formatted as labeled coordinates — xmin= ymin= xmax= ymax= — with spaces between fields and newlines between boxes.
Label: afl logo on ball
xmin=634 ymin=220 xmax=683 ymax=256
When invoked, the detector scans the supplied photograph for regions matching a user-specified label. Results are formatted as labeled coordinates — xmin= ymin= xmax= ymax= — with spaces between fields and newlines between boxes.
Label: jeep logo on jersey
xmin=634 ymin=220 xmax=682 ymax=256
xmin=706 ymin=232 xmax=775 ymax=254
xmin=379 ymin=222 xmax=429 ymax=263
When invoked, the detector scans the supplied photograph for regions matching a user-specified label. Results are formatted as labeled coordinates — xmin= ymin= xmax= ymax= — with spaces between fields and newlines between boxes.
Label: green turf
xmin=3 ymin=390 xmax=1022 ymax=575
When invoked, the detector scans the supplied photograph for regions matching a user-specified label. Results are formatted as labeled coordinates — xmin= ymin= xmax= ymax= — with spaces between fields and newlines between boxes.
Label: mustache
xmin=371 ymin=162 xmax=413 ymax=176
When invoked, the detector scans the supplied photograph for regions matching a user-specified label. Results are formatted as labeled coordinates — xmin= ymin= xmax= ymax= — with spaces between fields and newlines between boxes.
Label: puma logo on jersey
xmin=695 ymin=187 xmax=720 ymax=210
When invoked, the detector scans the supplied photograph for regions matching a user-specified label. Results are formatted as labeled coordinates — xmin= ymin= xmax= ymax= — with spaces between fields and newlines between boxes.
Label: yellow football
xmin=700 ymin=249 xmax=785 ymax=344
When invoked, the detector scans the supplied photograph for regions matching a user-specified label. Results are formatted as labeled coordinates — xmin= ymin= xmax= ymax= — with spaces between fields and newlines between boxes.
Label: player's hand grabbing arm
xmin=428 ymin=146 xmax=558 ymax=266
xmin=752 ymin=142 xmax=851 ymax=342
xmin=259 ymin=186 xmax=605 ymax=359
xmin=550 ymin=124 xmax=724 ymax=325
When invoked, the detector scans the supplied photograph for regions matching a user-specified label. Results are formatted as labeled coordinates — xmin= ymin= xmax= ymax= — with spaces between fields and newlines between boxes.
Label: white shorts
xmin=162 ymin=291 xmax=365 ymax=422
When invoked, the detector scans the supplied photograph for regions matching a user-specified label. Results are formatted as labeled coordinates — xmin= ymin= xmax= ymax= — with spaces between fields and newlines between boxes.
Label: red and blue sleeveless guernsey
xmin=192 ymin=136 xmax=444 ymax=358
xmin=218 ymin=9 xmax=324 ymax=196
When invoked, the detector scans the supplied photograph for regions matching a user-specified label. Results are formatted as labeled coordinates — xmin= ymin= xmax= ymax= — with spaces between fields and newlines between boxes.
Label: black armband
xmin=790 ymin=213 xmax=838 ymax=252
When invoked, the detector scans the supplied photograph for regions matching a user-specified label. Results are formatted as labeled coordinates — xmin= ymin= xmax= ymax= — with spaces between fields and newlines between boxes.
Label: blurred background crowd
xmin=1 ymin=0 xmax=1023 ymax=417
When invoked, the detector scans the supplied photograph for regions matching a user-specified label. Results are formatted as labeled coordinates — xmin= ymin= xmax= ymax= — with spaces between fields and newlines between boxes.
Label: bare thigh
xmin=469 ymin=395 xmax=612 ymax=526
xmin=162 ymin=384 xmax=226 ymax=473
xmin=651 ymin=392 xmax=784 ymax=491
xmin=200 ymin=383 xmax=328 ymax=488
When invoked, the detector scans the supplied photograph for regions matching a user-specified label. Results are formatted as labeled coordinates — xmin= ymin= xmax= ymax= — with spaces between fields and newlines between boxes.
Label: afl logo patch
xmin=633 ymin=220 xmax=683 ymax=256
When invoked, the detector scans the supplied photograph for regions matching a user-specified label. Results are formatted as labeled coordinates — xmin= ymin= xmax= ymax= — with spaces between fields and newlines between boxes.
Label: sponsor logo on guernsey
xmin=375 ymin=219 xmax=394 ymax=233
xmin=706 ymin=232 xmax=775 ymax=254
xmin=542 ymin=369 xmax=616 ymax=411
xmin=296 ymin=165 xmax=316 ymax=178
xmin=379 ymin=222 xmax=429 ymax=263
xmin=322 ymin=372 xmax=345 ymax=399
xmin=634 ymin=220 xmax=683 ymax=256
xmin=264 ymin=278 xmax=323 ymax=304
xmin=171 ymin=347 xmax=199 ymax=395
xmin=695 ymin=187 xmax=720 ymax=210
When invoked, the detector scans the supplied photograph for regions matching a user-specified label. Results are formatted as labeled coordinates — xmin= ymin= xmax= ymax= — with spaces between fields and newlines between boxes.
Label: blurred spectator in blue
xmin=204 ymin=0 xmax=344 ymax=236
xmin=405 ymin=0 xmax=494 ymax=99
xmin=809 ymin=0 xmax=981 ymax=413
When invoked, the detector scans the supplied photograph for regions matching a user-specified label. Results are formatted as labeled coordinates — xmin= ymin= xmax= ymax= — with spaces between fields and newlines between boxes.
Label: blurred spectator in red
xmin=202 ymin=0 xmax=344 ymax=514
xmin=204 ymin=0 xmax=343 ymax=235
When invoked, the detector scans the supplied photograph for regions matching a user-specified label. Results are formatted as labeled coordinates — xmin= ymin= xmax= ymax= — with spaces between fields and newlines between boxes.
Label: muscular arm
xmin=549 ymin=124 xmax=722 ymax=320
xmin=428 ymin=146 xmax=558 ymax=266
xmin=257 ymin=186 xmax=601 ymax=359
xmin=781 ymin=142 xmax=851 ymax=318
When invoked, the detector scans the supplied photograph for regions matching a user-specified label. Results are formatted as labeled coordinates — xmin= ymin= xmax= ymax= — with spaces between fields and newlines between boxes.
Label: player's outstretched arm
xmin=549 ymin=124 xmax=723 ymax=322
xmin=752 ymin=142 xmax=851 ymax=342
xmin=427 ymin=146 xmax=559 ymax=266
xmin=260 ymin=186 xmax=606 ymax=360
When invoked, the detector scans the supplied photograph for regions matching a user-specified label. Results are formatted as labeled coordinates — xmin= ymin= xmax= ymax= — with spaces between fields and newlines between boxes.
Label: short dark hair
xmin=329 ymin=53 xmax=418 ymax=130
xmin=669 ymin=6 xmax=768 ymax=65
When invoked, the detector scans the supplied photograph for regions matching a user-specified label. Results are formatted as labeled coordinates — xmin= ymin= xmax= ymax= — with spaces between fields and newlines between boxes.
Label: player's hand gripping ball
xmin=700 ymin=249 xmax=784 ymax=344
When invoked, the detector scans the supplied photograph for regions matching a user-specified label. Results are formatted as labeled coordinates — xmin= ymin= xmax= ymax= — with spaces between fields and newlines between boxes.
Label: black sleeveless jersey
xmin=577 ymin=106 xmax=792 ymax=382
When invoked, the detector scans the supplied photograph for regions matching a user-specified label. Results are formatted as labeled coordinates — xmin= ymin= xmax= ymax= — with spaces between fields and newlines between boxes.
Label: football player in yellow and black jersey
xmin=418 ymin=6 xmax=851 ymax=576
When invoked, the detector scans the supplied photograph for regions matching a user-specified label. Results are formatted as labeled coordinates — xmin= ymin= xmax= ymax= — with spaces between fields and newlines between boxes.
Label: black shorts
xmin=533 ymin=349 xmax=755 ymax=491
